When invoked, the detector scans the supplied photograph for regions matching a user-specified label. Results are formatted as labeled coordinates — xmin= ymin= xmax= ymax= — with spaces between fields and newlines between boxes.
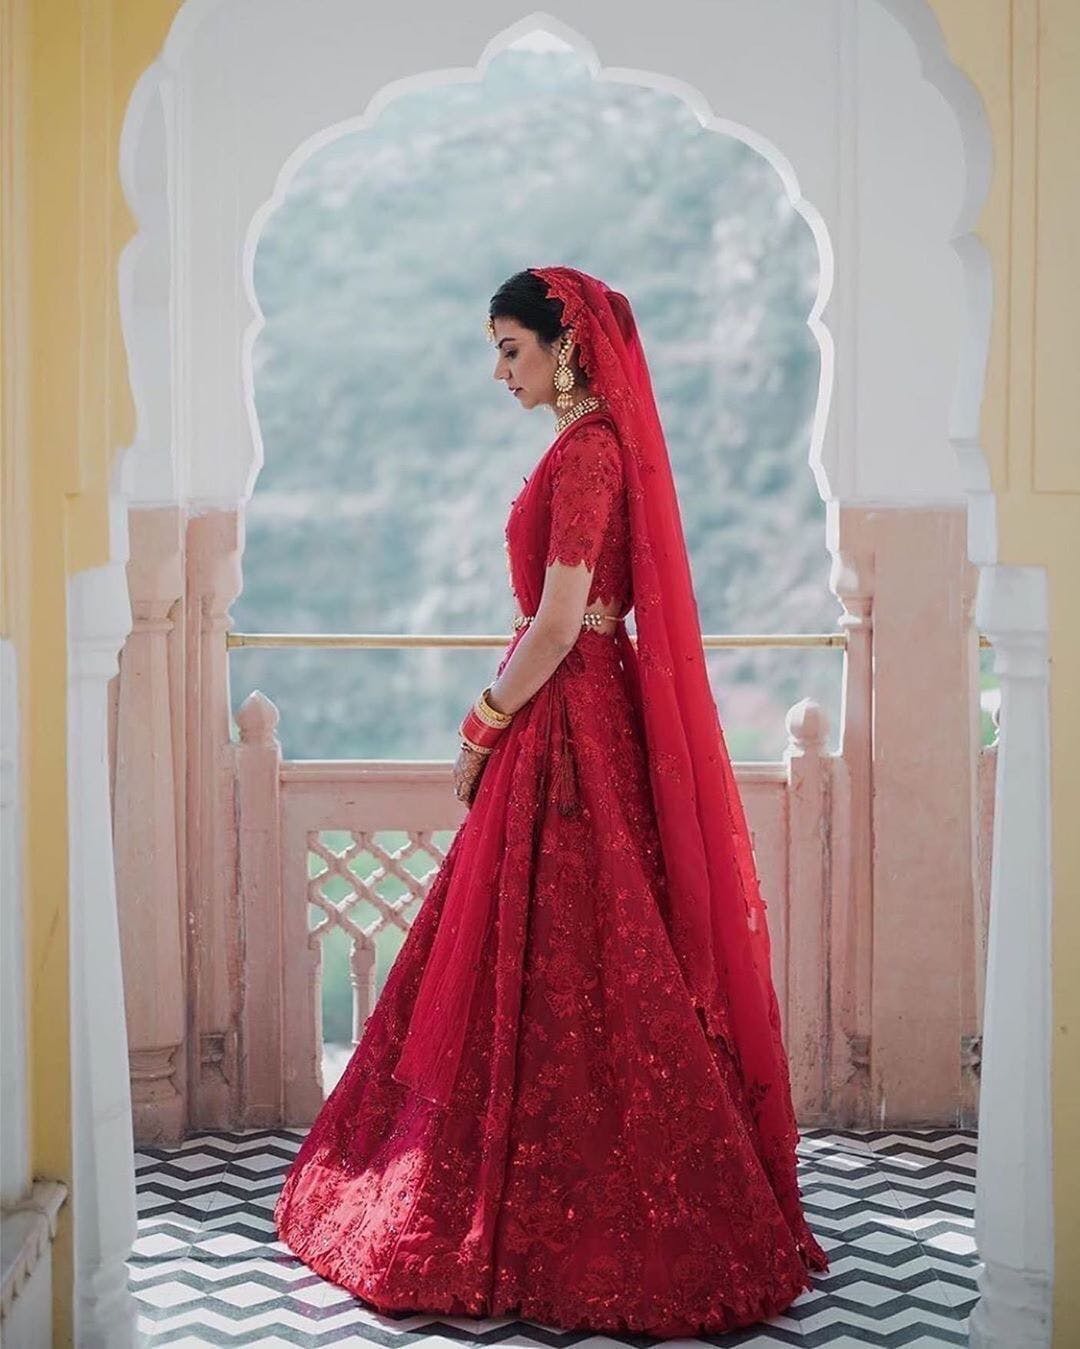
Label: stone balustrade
xmin=112 ymin=504 xmax=989 ymax=1140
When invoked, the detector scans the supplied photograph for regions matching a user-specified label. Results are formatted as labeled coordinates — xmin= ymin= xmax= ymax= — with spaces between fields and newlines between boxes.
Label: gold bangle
xmin=475 ymin=686 xmax=513 ymax=727
xmin=460 ymin=735 xmax=493 ymax=757
xmin=479 ymin=685 xmax=513 ymax=723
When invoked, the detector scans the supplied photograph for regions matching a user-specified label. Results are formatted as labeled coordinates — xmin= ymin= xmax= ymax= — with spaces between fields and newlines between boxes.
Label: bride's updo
xmin=488 ymin=270 xmax=590 ymax=387
xmin=488 ymin=269 xmax=563 ymax=340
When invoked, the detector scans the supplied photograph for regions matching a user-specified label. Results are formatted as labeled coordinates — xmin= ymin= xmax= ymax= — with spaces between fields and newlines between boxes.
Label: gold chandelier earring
xmin=553 ymin=334 xmax=576 ymax=411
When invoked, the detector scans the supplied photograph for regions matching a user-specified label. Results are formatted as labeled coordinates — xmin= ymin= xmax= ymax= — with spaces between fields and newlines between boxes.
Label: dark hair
xmin=488 ymin=269 xmax=565 ymax=345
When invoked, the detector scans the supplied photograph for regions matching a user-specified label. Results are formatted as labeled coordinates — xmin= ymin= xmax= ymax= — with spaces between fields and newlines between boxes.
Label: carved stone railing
xmin=233 ymin=688 xmax=842 ymax=1128
xmin=120 ymin=661 xmax=997 ymax=1137
xmin=112 ymin=501 xmax=993 ymax=1140
xmin=236 ymin=692 xmax=468 ymax=1124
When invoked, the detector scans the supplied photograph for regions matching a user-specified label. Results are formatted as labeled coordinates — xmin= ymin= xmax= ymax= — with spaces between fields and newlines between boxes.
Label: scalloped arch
xmin=118 ymin=0 xmax=992 ymax=552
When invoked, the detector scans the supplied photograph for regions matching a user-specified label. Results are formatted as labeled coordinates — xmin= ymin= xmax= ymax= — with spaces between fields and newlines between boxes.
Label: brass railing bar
xmin=228 ymin=630 xmax=991 ymax=651
xmin=227 ymin=631 xmax=992 ymax=652
xmin=227 ymin=630 xmax=854 ymax=651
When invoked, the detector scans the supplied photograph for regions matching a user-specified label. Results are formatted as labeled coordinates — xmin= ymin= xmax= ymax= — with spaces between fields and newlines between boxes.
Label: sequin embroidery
xmin=273 ymin=412 xmax=829 ymax=1337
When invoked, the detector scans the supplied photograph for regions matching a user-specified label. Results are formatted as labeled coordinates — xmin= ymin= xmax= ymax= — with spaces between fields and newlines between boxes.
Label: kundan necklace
xmin=554 ymin=394 xmax=602 ymax=435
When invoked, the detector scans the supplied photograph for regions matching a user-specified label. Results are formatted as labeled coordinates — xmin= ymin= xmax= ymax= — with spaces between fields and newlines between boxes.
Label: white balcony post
xmin=969 ymin=564 xmax=1053 ymax=1349
xmin=67 ymin=558 xmax=142 ymax=1348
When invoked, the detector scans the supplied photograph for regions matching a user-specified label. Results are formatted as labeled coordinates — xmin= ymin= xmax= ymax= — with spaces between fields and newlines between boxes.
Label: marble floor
xmin=129 ymin=1126 xmax=979 ymax=1347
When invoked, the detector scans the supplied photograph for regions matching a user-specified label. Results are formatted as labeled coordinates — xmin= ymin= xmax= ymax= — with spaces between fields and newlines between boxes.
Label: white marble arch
xmin=94 ymin=3 xmax=1050 ymax=1347
xmin=129 ymin=0 xmax=983 ymax=520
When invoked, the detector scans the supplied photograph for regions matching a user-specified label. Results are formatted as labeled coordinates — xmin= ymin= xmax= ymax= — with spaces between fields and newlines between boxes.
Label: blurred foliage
xmin=235 ymin=42 xmax=845 ymax=763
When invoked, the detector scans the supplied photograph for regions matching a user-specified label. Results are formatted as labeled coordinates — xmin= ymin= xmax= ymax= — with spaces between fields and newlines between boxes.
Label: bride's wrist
xmin=485 ymin=683 xmax=511 ymax=717
xmin=459 ymin=684 xmax=515 ymax=752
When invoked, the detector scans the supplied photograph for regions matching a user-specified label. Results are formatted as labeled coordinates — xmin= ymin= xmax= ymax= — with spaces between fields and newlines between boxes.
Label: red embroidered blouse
xmin=504 ymin=417 xmax=633 ymax=617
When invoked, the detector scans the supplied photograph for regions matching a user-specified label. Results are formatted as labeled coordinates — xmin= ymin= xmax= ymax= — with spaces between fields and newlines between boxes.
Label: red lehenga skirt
xmin=273 ymin=624 xmax=827 ymax=1338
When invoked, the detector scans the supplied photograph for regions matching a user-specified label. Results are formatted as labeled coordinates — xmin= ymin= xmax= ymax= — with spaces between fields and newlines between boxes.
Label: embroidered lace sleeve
xmin=545 ymin=421 xmax=623 ymax=572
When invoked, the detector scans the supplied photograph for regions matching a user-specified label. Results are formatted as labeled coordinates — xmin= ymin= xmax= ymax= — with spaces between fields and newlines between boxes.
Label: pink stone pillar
xmin=113 ymin=507 xmax=186 ymax=1145
xmin=185 ymin=509 xmax=244 ymax=1129
xmin=841 ymin=505 xmax=980 ymax=1124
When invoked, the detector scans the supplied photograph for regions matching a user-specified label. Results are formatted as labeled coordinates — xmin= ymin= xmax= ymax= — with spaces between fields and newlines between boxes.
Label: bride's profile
xmin=273 ymin=264 xmax=829 ymax=1337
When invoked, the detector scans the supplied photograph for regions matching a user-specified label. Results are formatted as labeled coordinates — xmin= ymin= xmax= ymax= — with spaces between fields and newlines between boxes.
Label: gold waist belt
xmin=512 ymin=611 xmax=618 ymax=632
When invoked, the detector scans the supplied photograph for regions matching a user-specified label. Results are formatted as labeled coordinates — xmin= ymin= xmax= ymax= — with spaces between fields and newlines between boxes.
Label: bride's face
xmin=491 ymin=317 xmax=562 ymax=412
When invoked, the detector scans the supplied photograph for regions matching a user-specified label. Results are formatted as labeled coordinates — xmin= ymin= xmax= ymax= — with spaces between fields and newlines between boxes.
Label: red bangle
xmin=459 ymin=706 xmax=507 ymax=749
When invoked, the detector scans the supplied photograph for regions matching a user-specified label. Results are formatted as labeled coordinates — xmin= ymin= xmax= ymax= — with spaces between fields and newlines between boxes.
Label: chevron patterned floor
xmin=129 ymin=1126 xmax=979 ymax=1347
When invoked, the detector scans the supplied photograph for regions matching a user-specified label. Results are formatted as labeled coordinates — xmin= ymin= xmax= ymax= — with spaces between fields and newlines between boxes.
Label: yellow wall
xmin=0 ymin=0 xmax=1075 ymax=1342
xmin=0 ymin=1 xmax=182 ymax=1340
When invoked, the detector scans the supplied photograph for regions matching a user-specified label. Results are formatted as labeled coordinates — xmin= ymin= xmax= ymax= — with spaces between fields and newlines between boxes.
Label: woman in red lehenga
xmin=274 ymin=266 xmax=829 ymax=1337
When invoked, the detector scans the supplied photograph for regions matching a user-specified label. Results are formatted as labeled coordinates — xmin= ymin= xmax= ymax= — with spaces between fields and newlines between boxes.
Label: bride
xmin=274 ymin=265 xmax=829 ymax=1338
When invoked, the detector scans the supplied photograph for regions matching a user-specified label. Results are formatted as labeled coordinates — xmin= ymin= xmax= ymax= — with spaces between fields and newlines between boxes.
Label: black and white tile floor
xmin=129 ymin=1127 xmax=979 ymax=1347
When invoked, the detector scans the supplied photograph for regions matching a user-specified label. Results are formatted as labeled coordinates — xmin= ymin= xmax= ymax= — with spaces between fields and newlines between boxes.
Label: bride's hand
xmin=452 ymin=744 xmax=488 ymax=807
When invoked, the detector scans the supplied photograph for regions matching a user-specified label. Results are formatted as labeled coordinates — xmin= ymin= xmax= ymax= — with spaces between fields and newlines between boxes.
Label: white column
xmin=2 ymin=633 xmax=69 ymax=1344
xmin=969 ymin=564 xmax=1054 ymax=1349
xmin=67 ymin=558 xmax=143 ymax=1348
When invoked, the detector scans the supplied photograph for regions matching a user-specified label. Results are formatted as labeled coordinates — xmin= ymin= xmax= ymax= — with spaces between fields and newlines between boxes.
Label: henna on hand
xmin=452 ymin=744 xmax=488 ymax=806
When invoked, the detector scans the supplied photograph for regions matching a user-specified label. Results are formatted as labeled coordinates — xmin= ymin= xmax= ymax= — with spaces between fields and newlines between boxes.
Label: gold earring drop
xmin=553 ymin=334 xmax=576 ymax=411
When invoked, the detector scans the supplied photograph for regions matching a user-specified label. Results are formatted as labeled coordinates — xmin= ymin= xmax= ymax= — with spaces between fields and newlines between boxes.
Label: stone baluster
xmin=783 ymin=697 xmax=831 ymax=1123
xmin=828 ymin=532 xmax=874 ymax=1123
xmin=280 ymin=806 xmax=326 ymax=1124
xmin=114 ymin=507 xmax=186 ymax=1144
xmin=350 ymin=933 xmax=378 ymax=1045
xmin=235 ymin=691 xmax=285 ymax=1127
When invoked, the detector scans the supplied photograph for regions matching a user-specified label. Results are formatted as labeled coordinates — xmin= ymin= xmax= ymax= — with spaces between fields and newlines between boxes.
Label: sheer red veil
xmin=530 ymin=268 xmax=815 ymax=1242
xmin=394 ymin=266 xmax=824 ymax=1266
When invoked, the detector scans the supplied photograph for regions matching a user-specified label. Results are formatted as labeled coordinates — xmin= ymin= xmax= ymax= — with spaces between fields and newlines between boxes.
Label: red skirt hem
xmin=275 ymin=1206 xmax=823 ymax=1340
